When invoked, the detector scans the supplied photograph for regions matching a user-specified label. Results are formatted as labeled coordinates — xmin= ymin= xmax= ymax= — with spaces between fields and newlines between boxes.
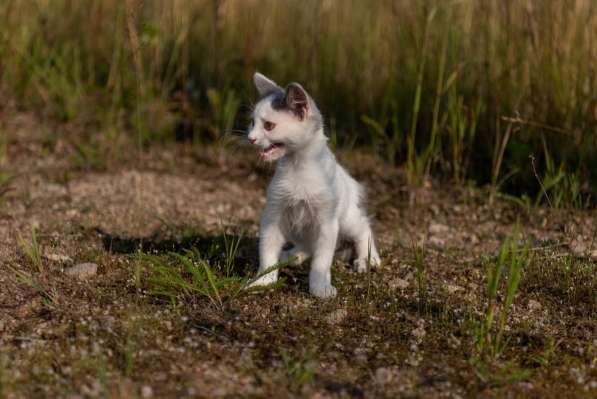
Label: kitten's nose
xmin=248 ymin=137 xmax=256 ymax=145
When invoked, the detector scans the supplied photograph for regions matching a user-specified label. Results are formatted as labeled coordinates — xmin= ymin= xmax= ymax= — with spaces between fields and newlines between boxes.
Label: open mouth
xmin=260 ymin=142 xmax=285 ymax=160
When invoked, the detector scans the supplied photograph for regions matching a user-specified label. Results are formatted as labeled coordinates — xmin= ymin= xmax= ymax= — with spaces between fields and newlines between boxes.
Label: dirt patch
xmin=0 ymin=113 xmax=595 ymax=398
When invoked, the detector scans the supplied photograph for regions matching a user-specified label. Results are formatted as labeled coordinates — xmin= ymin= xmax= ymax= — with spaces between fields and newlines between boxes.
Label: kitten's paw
xmin=353 ymin=254 xmax=381 ymax=273
xmin=309 ymin=283 xmax=337 ymax=299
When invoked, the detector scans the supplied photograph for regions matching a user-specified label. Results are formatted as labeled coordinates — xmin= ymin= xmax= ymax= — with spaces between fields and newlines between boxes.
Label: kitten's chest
xmin=270 ymin=166 xmax=329 ymax=204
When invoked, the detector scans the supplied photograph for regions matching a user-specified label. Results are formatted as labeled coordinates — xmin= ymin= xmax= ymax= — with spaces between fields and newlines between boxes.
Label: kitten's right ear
xmin=253 ymin=72 xmax=281 ymax=96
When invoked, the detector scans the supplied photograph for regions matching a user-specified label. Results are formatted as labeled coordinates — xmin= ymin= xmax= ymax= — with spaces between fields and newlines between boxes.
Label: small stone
xmin=411 ymin=320 xmax=426 ymax=344
xmin=325 ymin=309 xmax=348 ymax=325
xmin=389 ymin=278 xmax=409 ymax=290
xmin=448 ymin=334 xmax=461 ymax=349
xmin=141 ymin=386 xmax=153 ymax=399
xmin=374 ymin=367 xmax=396 ymax=385
xmin=590 ymin=249 xmax=597 ymax=261
xmin=569 ymin=236 xmax=587 ymax=257
xmin=528 ymin=299 xmax=542 ymax=311
xmin=428 ymin=223 xmax=449 ymax=235
xmin=65 ymin=263 xmax=98 ymax=280
xmin=445 ymin=284 xmax=463 ymax=294
xmin=428 ymin=235 xmax=446 ymax=247
xmin=45 ymin=253 xmax=73 ymax=263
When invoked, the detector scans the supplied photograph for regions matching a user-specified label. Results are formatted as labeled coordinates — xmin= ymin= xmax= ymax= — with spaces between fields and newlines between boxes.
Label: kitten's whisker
xmin=224 ymin=129 xmax=248 ymax=136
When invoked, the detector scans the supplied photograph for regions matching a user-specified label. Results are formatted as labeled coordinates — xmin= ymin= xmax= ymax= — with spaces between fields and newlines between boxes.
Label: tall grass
xmin=0 ymin=0 xmax=595 ymax=203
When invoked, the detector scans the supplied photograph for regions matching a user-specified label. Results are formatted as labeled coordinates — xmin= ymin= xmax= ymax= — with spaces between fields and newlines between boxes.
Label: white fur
xmin=247 ymin=72 xmax=381 ymax=298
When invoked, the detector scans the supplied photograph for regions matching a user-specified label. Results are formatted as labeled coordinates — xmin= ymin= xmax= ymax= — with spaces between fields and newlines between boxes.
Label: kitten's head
xmin=248 ymin=72 xmax=322 ymax=162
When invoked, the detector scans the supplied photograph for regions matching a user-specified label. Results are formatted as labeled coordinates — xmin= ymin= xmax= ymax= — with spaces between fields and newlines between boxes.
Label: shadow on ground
xmin=96 ymin=227 xmax=258 ymax=274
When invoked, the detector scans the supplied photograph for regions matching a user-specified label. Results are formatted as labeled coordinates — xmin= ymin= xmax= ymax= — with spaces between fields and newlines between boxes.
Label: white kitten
xmin=247 ymin=72 xmax=381 ymax=298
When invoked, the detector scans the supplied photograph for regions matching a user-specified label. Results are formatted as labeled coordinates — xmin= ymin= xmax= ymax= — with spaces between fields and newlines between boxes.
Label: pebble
xmin=428 ymin=223 xmax=449 ymax=235
xmin=64 ymin=263 xmax=98 ymax=280
xmin=528 ymin=299 xmax=542 ymax=311
xmin=141 ymin=386 xmax=153 ymax=399
xmin=389 ymin=278 xmax=410 ymax=290
xmin=325 ymin=309 xmax=348 ymax=325
xmin=445 ymin=284 xmax=463 ymax=294
xmin=45 ymin=253 xmax=73 ymax=263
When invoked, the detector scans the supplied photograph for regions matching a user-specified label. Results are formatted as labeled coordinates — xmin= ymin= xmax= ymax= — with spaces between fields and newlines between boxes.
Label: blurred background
xmin=1 ymin=0 xmax=595 ymax=207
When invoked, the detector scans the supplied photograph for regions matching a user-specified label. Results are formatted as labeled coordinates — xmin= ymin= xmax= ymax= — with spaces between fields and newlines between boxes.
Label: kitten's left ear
xmin=253 ymin=72 xmax=281 ymax=96
xmin=284 ymin=83 xmax=309 ymax=120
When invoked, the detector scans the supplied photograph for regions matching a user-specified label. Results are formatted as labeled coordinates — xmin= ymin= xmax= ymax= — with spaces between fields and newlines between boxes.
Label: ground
xmin=0 ymin=112 xmax=595 ymax=398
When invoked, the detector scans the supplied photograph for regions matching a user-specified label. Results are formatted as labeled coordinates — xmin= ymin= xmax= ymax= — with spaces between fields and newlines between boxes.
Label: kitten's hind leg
xmin=353 ymin=226 xmax=381 ymax=273
xmin=342 ymin=208 xmax=381 ymax=273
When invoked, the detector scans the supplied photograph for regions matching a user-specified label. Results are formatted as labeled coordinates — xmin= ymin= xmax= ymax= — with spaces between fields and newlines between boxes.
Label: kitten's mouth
xmin=260 ymin=143 xmax=286 ymax=161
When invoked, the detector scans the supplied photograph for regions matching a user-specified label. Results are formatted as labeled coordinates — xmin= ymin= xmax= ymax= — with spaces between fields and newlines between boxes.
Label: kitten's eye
xmin=263 ymin=120 xmax=276 ymax=131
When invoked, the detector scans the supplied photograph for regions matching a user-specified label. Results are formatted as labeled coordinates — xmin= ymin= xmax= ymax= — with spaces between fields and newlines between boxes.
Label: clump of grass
xmin=17 ymin=226 xmax=43 ymax=273
xmin=280 ymin=346 xmax=317 ymax=386
xmin=532 ymin=137 xmax=584 ymax=208
xmin=522 ymin=255 xmax=595 ymax=313
xmin=222 ymin=228 xmax=243 ymax=278
xmin=140 ymin=249 xmax=242 ymax=310
xmin=473 ymin=227 xmax=530 ymax=362
xmin=12 ymin=226 xmax=57 ymax=309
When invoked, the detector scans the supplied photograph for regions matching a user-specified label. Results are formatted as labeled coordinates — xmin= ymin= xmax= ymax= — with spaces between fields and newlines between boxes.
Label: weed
xmin=17 ymin=226 xmax=43 ymax=273
xmin=522 ymin=255 xmax=595 ymax=312
xmin=207 ymin=88 xmax=241 ymax=143
xmin=361 ymin=111 xmax=401 ymax=165
xmin=445 ymin=90 xmax=482 ymax=183
xmin=72 ymin=141 xmax=106 ymax=171
xmin=10 ymin=266 xmax=56 ymax=310
xmin=30 ymin=45 xmax=84 ymax=121
xmin=0 ymin=1 xmax=595 ymax=204
xmin=473 ymin=226 xmax=530 ymax=362
xmin=280 ymin=346 xmax=317 ymax=386
xmin=406 ymin=7 xmax=435 ymax=186
xmin=532 ymin=138 xmax=583 ymax=208
xmin=222 ymin=228 xmax=243 ymax=278
xmin=140 ymin=248 xmax=248 ymax=309
xmin=489 ymin=119 xmax=517 ymax=205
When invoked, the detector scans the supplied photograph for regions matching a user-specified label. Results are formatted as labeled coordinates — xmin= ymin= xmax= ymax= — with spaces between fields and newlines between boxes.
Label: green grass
xmin=12 ymin=226 xmax=58 ymax=309
xmin=280 ymin=346 xmax=317 ymax=387
xmin=0 ymin=0 xmax=595 ymax=206
xmin=139 ymin=249 xmax=243 ymax=309
xmin=17 ymin=226 xmax=43 ymax=274
xmin=473 ymin=226 xmax=530 ymax=363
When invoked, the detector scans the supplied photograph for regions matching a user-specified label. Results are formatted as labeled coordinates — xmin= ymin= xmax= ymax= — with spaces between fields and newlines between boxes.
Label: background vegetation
xmin=0 ymin=0 xmax=595 ymax=205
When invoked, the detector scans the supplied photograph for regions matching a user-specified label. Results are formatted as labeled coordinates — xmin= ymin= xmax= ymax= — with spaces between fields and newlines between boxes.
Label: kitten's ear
xmin=253 ymin=72 xmax=280 ymax=96
xmin=284 ymin=83 xmax=309 ymax=120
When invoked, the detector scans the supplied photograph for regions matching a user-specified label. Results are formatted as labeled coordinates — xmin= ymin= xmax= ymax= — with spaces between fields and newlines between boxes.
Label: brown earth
xmin=0 ymin=112 xmax=595 ymax=398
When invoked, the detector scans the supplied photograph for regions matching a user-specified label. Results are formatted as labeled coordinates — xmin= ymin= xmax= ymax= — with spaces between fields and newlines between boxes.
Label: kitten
xmin=247 ymin=72 xmax=381 ymax=298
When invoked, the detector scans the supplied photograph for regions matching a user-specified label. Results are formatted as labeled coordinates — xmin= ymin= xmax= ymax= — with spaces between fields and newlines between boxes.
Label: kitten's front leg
xmin=248 ymin=213 xmax=285 ymax=288
xmin=309 ymin=219 xmax=339 ymax=298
